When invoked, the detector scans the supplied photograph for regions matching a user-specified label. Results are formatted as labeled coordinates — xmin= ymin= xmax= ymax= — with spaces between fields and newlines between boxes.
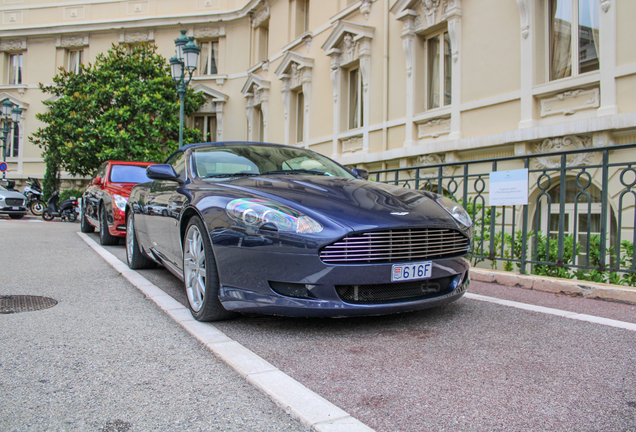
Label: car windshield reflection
xmin=192 ymin=145 xmax=354 ymax=179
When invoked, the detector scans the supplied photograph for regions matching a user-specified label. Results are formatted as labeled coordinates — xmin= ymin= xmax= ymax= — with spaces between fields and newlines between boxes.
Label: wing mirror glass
xmin=146 ymin=164 xmax=184 ymax=184
xmin=352 ymin=168 xmax=369 ymax=180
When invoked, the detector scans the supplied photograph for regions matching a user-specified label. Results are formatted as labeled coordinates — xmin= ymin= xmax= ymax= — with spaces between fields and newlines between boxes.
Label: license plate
xmin=392 ymin=261 xmax=432 ymax=282
xmin=12 ymin=207 xmax=19 ymax=210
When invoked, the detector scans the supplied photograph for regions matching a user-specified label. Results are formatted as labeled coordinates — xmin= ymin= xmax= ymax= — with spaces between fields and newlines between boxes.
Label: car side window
xmin=167 ymin=152 xmax=187 ymax=181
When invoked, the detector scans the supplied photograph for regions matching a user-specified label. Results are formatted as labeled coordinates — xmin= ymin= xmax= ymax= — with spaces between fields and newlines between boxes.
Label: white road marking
xmin=77 ymin=232 xmax=375 ymax=432
xmin=465 ymin=292 xmax=636 ymax=332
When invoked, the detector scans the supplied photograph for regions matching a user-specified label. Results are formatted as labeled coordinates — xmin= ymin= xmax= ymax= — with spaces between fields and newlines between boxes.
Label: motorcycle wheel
xmin=30 ymin=200 xmax=45 ymax=216
xmin=68 ymin=211 xmax=77 ymax=223
xmin=42 ymin=210 xmax=55 ymax=221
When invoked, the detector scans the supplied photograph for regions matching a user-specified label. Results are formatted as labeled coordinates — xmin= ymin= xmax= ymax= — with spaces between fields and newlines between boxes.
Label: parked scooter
xmin=22 ymin=177 xmax=45 ymax=216
xmin=42 ymin=191 xmax=79 ymax=222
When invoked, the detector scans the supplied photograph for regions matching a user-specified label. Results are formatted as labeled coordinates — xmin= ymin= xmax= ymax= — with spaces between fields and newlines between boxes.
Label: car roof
xmin=106 ymin=161 xmax=155 ymax=166
xmin=179 ymin=141 xmax=295 ymax=152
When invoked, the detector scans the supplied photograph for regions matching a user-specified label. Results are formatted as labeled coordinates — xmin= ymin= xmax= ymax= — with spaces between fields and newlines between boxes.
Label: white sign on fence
xmin=489 ymin=168 xmax=529 ymax=206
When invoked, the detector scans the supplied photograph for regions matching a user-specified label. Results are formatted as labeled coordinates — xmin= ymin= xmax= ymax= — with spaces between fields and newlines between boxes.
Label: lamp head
xmin=1 ymin=99 xmax=13 ymax=117
xmin=183 ymin=38 xmax=201 ymax=72
xmin=11 ymin=105 xmax=21 ymax=123
xmin=169 ymin=56 xmax=183 ymax=81
xmin=174 ymin=30 xmax=189 ymax=60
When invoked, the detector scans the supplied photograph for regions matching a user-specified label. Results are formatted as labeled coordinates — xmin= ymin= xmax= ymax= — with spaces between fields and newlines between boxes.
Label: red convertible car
xmin=80 ymin=161 xmax=153 ymax=245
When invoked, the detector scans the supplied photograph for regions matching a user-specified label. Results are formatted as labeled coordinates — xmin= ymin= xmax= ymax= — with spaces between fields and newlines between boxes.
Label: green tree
xmin=31 ymin=43 xmax=206 ymax=178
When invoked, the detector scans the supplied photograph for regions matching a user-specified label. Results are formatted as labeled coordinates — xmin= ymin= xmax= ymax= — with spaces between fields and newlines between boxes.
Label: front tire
xmin=183 ymin=217 xmax=234 ymax=322
xmin=126 ymin=212 xmax=156 ymax=269
xmin=42 ymin=210 xmax=54 ymax=221
xmin=99 ymin=205 xmax=119 ymax=246
xmin=30 ymin=201 xmax=44 ymax=216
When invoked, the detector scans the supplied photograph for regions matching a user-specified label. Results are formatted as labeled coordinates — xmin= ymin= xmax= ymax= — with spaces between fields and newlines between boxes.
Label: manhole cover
xmin=0 ymin=295 xmax=58 ymax=314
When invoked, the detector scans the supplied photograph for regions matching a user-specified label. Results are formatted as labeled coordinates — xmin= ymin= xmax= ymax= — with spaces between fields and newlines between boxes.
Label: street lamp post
xmin=0 ymin=99 xmax=22 ymax=181
xmin=170 ymin=30 xmax=201 ymax=149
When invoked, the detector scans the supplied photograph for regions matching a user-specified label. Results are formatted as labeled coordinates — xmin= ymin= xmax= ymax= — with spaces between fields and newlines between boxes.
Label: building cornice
xmin=0 ymin=0 xmax=262 ymax=37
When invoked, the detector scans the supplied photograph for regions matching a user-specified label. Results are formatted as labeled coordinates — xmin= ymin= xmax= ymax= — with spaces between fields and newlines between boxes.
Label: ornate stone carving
xmin=447 ymin=17 xmax=459 ymax=63
xmin=58 ymin=35 xmax=88 ymax=48
xmin=290 ymin=63 xmax=301 ymax=88
xmin=303 ymin=35 xmax=312 ymax=52
xmin=414 ymin=153 xmax=453 ymax=178
xmin=533 ymin=135 xmax=594 ymax=169
xmin=124 ymin=31 xmax=154 ymax=43
xmin=601 ymin=0 xmax=610 ymax=12
xmin=360 ymin=0 xmax=372 ymax=19
xmin=0 ymin=39 xmax=26 ymax=51
xmin=402 ymin=35 xmax=415 ymax=77
xmin=252 ymin=3 xmax=270 ymax=28
xmin=342 ymin=135 xmax=363 ymax=153
xmin=194 ymin=25 xmax=226 ymax=38
xmin=421 ymin=0 xmax=440 ymax=27
xmin=417 ymin=117 xmax=451 ymax=139
xmin=540 ymin=88 xmax=599 ymax=117
xmin=516 ymin=0 xmax=530 ymax=39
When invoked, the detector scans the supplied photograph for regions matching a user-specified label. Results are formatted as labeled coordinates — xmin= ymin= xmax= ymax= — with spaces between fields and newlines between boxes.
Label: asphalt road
xmin=3 ymin=219 xmax=636 ymax=431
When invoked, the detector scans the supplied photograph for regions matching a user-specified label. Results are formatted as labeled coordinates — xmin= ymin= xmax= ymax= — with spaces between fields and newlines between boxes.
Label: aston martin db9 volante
xmin=126 ymin=142 xmax=473 ymax=321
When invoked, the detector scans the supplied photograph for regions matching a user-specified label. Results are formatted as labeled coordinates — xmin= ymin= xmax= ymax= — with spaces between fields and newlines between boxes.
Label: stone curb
xmin=77 ymin=232 xmax=375 ymax=432
xmin=470 ymin=268 xmax=636 ymax=305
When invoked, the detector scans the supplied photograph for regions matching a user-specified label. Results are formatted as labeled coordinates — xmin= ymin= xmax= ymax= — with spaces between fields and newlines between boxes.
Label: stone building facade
xmin=1 ymin=0 xmax=634 ymax=200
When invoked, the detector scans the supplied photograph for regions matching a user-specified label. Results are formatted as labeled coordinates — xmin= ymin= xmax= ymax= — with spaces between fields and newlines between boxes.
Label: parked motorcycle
xmin=22 ymin=177 xmax=45 ymax=216
xmin=42 ymin=191 xmax=79 ymax=222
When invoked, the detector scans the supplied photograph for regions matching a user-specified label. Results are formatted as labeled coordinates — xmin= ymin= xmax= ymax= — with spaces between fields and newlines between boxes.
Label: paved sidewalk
xmin=0 ymin=221 xmax=308 ymax=431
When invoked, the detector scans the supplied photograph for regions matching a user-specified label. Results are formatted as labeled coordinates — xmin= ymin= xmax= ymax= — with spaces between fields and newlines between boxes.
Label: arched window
xmin=535 ymin=179 xmax=617 ymax=266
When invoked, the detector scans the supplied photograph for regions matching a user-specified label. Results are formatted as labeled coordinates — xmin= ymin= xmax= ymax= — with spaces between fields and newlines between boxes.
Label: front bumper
xmin=0 ymin=206 xmax=27 ymax=216
xmin=215 ymin=246 xmax=470 ymax=317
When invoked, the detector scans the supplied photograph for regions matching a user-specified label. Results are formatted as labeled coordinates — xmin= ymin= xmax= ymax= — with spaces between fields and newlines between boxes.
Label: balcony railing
xmin=369 ymin=142 xmax=636 ymax=286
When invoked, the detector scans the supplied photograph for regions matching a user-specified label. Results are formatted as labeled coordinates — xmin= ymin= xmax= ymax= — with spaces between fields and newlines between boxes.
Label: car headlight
xmin=226 ymin=199 xmax=323 ymax=234
xmin=113 ymin=194 xmax=128 ymax=211
xmin=436 ymin=196 xmax=472 ymax=228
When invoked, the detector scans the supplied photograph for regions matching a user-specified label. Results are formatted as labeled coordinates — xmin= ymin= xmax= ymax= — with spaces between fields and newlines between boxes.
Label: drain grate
xmin=0 ymin=295 xmax=58 ymax=314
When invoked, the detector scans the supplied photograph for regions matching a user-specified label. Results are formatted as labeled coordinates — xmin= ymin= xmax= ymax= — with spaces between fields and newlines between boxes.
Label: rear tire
xmin=183 ymin=216 xmax=235 ymax=322
xmin=126 ymin=212 xmax=156 ymax=269
xmin=99 ymin=205 xmax=119 ymax=245
xmin=42 ymin=210 xmax=54 ymax=221
xmin=80 ymin=203 xmax=95 ymax=233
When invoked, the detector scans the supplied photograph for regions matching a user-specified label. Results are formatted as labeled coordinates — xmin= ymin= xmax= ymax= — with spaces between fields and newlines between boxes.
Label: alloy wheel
xmin=184 ymin=224 xmax=206 ymax=312
xmin=126 ymin=214 xmax=134 ymax=266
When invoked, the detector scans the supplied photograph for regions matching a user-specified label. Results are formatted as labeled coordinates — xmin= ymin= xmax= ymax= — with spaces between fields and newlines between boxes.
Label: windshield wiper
xmin=205 ymin=172 xmax=259 ymax=178
xmin=260 ymin=169 xmax=328 ymax=176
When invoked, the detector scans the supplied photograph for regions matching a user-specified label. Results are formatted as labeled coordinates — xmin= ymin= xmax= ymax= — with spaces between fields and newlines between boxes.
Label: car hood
xmin=208 ymin=176 xmax=462 ymax=233
xmin=0 ymin=190 xmax=26 ymax=200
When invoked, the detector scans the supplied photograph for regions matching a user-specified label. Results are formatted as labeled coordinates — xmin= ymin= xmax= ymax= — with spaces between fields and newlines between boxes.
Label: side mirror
xmin=147 ymin=164 xmax=184 ymax=184
xmin=92 ymin=177 xmax=102 ymax=185
xmin=352 ymin=168 xmax=369 ymax=180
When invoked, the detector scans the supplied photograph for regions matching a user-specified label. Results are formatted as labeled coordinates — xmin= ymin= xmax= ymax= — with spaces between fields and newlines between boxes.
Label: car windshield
xmin=0 ymin=186 xmax=6 ymax=191
xmin=192 ymin=145 xmax=354 ymax=179
xmin=109 ymin=165 xmax=152 ymax=183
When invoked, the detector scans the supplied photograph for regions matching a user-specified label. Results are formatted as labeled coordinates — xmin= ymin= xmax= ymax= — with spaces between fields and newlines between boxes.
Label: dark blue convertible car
xmin=125 ymin=142 xmax=473 ymax=321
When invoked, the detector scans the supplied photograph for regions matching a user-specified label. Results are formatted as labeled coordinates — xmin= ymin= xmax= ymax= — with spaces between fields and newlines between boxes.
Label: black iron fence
xmin=369 ymin=142 xmax=636 ymax=286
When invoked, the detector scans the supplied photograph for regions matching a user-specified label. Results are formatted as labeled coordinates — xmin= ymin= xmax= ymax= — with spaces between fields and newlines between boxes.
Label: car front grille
xmin=4 ymin=198 xmax=24 ymax=206
xmin=336 ymin=276 xmax=457 ymax=304
xmin=320 ymin=228 xmax=470 ymax=264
